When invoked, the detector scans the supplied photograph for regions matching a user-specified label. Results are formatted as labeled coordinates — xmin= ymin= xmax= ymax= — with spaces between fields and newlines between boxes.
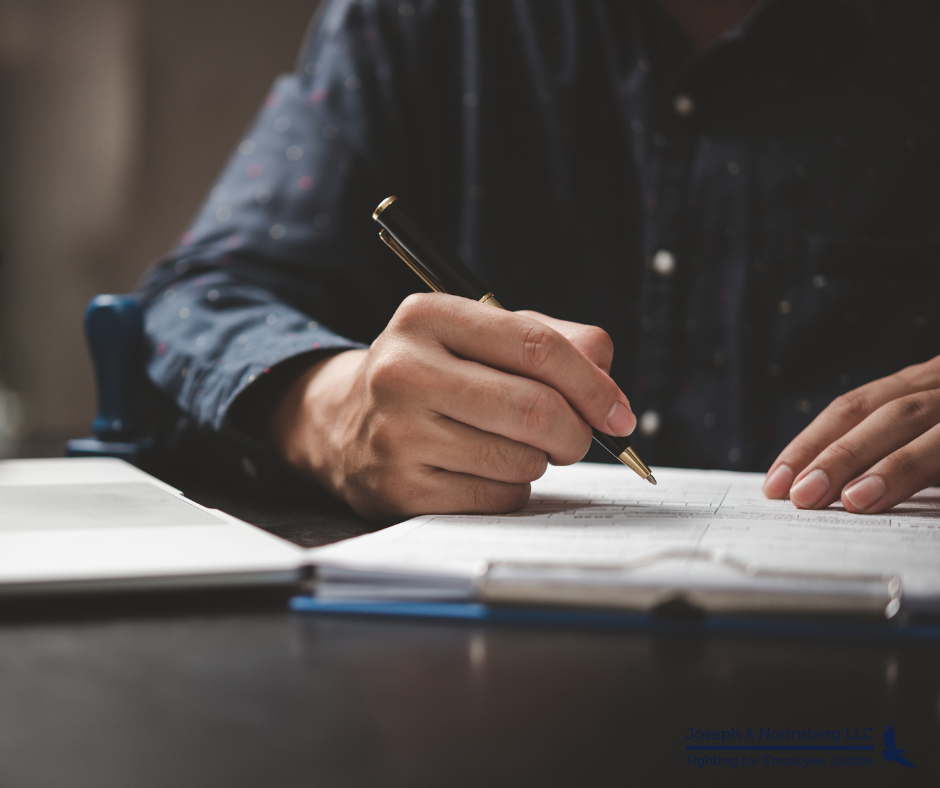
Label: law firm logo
xmin=882 ymin=724 xmax=916 ymax=768
xmin=685 ymin=723 xmax=919 ymax=771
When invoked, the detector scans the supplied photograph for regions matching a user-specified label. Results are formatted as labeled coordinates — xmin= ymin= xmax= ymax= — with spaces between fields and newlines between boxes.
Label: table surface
xmin=2 ymin=444 xmax=938 ymax=787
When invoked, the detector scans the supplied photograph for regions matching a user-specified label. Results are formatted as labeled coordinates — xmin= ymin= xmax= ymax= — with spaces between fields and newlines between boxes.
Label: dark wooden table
xmin=1 ymin=442 xmax=938 ymax=787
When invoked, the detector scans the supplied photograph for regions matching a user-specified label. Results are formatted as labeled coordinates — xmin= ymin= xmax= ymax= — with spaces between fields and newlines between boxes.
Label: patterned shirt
xmin=137 ymin=0 xmax=940 ymax=489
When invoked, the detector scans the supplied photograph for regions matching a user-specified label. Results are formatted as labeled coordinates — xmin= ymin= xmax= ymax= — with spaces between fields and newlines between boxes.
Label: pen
xmin=372 ymin=195 xmax=657 ymax=485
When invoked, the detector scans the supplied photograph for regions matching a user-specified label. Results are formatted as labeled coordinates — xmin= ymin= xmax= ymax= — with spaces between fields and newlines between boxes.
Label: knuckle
xmin=392 ymin=292 xmax=437 ymax=332
xmin=573 ymin=420 xmax=594 ymax=459
xmin=887 ymin=449 xmax=920 ymax=485
xmin=508 ymin=445 xmax=548 ymax=483
xmin=830 ymin=391 xmax=872 ymax=425
xmin=366 ymin=346 xmax=414 ymax=397
xmin=822 ymin=439 xmax=861 ymax=469
xmin=519 ymin=324 xmax=558 ymax=373
xmin=475 ymin=441 xmax=506 ymax=477
xmin=898 ymin=362 xmax=940 ymax=392
xmin=449 ymin=482 xmax=480 ymax=513
xmin=501 ymin=483 xmax=532 ymax=512
xmin=457 ymin=483 xmax=487 ymax=513
xmin=519 ymin=386 xmax=559 ymax=439
xmin=365 ymin=355 xmax=399 ymax=396
xmin=361 ymin=411 xmax=397 ymax=457
xmin=583 ymin=326 xmax=614 ymax=370
xmin=888 ymin=392 xmax=933 ymax=425
xmin=553 ymin=420 xmax=593 ymax=466
xmin=894 ymin=365 xmax=917 ymax=384
xmin=477 ymin=440 xmax=547 ymax=483
xmin=473 ymin=441 xmax=504 ymax=478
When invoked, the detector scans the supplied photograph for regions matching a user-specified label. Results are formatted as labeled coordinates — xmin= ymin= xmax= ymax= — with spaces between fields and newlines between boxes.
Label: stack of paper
xmin=307 ymin=464 xmax=940 ymax=618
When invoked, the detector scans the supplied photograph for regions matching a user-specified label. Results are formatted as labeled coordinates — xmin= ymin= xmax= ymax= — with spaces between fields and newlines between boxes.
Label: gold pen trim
xmin=378 ymin=229 xmax=444 ymax=293
xmin=373 ymin=195 xmax=398 ymax=220
xmin=617 ymin=445 xmax=654 ymax=482
xmin=479 ymin=293 xmax=504 ymax=309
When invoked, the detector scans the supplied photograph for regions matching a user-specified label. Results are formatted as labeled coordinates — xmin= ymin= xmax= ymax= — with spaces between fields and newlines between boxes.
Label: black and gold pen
xmin=373 ymin=195 xmax=656 ymax=485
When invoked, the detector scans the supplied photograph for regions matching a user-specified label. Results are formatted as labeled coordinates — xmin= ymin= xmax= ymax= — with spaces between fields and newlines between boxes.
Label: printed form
xmin=309 ymin=464 xmax=940 ymax=609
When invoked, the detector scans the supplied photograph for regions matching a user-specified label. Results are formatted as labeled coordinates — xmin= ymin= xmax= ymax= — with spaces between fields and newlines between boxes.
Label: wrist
xmin=264 ymin=349 xmax=369 ymax=496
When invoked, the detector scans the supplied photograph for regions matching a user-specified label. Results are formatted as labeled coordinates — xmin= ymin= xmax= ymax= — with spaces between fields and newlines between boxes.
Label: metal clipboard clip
xmin=473 ymin=549 xmax=903 ymax=620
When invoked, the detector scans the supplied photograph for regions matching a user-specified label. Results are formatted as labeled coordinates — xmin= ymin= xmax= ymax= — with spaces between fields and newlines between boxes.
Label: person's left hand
xmin=762 ymin=356 xmax=940 ymax=513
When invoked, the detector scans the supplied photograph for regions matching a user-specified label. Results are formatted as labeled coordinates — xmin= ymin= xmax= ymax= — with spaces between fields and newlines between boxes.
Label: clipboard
xmin=290 ymin=549 xmax=940 ymax=639
xmin=292 ymin=465 xmax=940 ymax=638
xmin=475 ymin=549 xmax=903 ymax=619
xmin=288 ymin=596 xmax=940 ymax=641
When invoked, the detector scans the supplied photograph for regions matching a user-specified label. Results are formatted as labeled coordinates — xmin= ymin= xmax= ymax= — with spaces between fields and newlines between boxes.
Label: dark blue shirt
xmin=137 ymin=0 xmax=940 ymax=489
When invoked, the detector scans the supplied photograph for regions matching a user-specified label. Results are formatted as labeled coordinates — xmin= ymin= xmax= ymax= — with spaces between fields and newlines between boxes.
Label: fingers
xmin=426 ymin=356 xmax=594 ymax=465
xmin=841 ymin=422 xmax=940 ymax=513
xmin=763 ymin=381 xmax=908 ymax=497
xmin=404 ymin=408 xmax=550 ymax=484
xmin=435 ymin=424 xmax=548 ymax=484
xmin=785 ymin=390 xmax=940 ymax=509
xmin=391 ymin=294 xmax=635 ymax=437
xmin=763 ymin=362 xmax=940 ymax=499
xmin=369 ymin=338 xmax=591 ymax=465
xmin=382 ymin=469 xmax=532 ymax=519
xmin=350 ymin=410 xmax=540 ymax=518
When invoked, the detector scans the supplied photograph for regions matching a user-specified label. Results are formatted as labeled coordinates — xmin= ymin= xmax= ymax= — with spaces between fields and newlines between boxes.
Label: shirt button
xmin=639 ymin=410 xmax=661 ymax=437
xmin=242 ymin=456 xmax=258 ymax=479
xmin=651 ymin=250 xmax=676 ymax=277
xmin=673 ymin=94 xmax=695 ymax=117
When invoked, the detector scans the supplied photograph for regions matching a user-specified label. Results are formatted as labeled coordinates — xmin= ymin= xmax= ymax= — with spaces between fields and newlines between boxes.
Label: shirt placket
xmin=630 ymin=88 xmax=698 ymax=461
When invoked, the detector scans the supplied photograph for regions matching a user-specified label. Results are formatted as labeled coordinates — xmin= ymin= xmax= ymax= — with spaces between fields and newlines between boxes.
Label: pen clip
xmin=379 ymin=229 xmax=446 ymax=294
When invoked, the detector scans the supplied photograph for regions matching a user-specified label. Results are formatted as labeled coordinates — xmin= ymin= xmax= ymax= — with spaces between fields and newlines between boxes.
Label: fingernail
xmin=790 ymin=469 xmax=830 ymax=508
xmin=762 ymin=464 xmax=794 ymax=498
xmin=844 ymin=475 xmax=886 ymax=512
xmin=606 ymin=401 xmax=636 ymax=436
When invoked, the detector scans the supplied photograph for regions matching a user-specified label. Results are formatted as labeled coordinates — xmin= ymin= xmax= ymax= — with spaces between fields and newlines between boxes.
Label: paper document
xmin=308 ymin=464 xmax=940 ymax=614
xmin=0 ymin=458 xmax=303 ymax=593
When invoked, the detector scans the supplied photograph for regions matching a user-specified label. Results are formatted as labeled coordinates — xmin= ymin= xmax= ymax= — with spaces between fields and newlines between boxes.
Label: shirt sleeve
xmin=136 ymin=0 xmax=431 ymax=488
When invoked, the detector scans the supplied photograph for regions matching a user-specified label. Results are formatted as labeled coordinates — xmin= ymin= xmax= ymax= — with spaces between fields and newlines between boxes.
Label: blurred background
xmin=0 ymin=0 xmax=321 ymax=455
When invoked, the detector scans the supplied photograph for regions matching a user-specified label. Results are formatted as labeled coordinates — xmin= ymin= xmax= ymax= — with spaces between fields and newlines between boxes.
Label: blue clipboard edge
xmin=289 ymin=596 xmax=940 ymax=641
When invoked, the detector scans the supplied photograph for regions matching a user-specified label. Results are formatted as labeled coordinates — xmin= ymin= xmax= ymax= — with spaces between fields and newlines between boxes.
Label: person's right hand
xmin=264 ymin=293 xmax=636 ymax=520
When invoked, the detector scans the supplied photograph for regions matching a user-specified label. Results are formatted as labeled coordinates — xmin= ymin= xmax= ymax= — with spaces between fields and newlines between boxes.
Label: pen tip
xmin=646 ymin=475 xmax=657 ymax=486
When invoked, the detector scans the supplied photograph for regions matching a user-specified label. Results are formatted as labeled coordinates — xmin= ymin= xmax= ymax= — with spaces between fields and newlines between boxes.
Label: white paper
xmin=0 ymin=458 xmax=304 ymax=590
xmin=308 ymin=463 xmax=940 ymax=608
